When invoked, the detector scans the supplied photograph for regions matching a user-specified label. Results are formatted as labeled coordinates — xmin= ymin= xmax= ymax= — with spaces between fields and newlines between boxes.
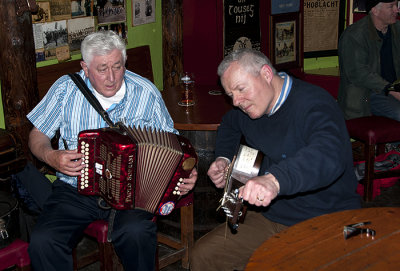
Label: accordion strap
xmin=68 ymin=73 xmax=116 ymax=128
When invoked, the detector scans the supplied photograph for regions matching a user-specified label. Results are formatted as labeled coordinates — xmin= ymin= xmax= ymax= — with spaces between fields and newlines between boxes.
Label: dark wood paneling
xmin=162 ymin=0 xmax=184 ymax=89
xmin=0 ymin=0 xmax=39 ymax=161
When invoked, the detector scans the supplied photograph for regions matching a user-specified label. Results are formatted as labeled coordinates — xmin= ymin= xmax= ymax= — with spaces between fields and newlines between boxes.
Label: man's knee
xmin=190 ymin=235 xmax=218 ymax=270
xmin=28 ymin=225 xmax=55 ymax=255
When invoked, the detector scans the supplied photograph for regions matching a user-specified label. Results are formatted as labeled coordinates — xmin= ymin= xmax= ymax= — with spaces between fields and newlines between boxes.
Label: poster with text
xmin=304 ymin=0 xmax=341 ymax=54
xmin=223 ymin=0 xmax=261 ymax=57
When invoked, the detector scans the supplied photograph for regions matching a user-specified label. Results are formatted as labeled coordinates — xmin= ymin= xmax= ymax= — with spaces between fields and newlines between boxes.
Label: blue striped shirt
xmin=27 ymin=70 xmax=177 ymax=187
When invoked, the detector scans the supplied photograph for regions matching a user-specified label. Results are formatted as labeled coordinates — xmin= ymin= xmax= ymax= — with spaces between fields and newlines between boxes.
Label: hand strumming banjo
xmin=217 ymin=145 xmax=263 ymax=230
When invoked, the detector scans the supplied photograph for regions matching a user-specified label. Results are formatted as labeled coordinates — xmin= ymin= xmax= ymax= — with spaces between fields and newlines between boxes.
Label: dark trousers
xmin=28 ymin=179 xmax=157 ymax=271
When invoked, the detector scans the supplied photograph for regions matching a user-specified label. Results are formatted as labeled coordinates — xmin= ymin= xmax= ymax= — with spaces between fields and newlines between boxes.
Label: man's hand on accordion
xmin=178 ymin=168 xmax=198 ymax=195
xmin=29 ymin=127 xmax=85 ymax=177
xmin=46 ymin=149 xmax=85 ymax=177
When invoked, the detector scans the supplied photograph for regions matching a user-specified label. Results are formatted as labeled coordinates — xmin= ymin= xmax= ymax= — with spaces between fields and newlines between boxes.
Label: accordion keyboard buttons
xmin=80 ymin=141 xmax=90 ymax=189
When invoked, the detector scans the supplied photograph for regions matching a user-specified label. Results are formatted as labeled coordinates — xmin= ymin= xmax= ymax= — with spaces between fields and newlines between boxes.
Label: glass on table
xmin=178 ymin=72 xmax=195 ymax=106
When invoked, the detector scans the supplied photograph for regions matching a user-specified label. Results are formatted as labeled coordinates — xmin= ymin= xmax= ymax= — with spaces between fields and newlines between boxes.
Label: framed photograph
xmin=270 ymin=13 xmax=300 ymax=70
xmin=42 ymin=20 xmax=68 ymax=50
xmin=132 ymin=0 xmax=156 ymax=26
xmin=67 ymin=17 xmax=95 ymax=51
xmin=49 ymin=0 xmax=71 ymax=21
xmin=97 ymin=0 xmax=126 ymax=25
xmin=71 ymin=0 xmax=85 ymax=18
xmin=32 ymin=1 xmax=51 ymax=23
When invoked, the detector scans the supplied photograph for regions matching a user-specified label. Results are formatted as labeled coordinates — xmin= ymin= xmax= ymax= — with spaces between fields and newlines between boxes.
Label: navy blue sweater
xmin=215 ymin=78 xmax=361 ymax=226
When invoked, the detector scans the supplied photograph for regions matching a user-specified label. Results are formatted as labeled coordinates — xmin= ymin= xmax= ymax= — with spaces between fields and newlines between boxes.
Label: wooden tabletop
xmin=162 ymin=85 xmax=233 ymax=131
xmin=246 ymin=207 xmax=400 ymax=270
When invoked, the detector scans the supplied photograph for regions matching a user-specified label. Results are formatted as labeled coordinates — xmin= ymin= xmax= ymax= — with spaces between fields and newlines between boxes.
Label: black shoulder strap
xmin=68 ymin=73 xmax=116 ymax=128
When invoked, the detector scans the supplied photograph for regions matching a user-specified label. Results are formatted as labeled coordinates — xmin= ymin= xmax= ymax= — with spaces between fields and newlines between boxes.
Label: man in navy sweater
xmin=190 ymin=48 xmax=361 ymax=270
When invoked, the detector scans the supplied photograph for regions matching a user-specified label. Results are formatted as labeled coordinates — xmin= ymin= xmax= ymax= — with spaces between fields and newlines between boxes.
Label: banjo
xmin=217 ymin=145 xmax=263 ymax=230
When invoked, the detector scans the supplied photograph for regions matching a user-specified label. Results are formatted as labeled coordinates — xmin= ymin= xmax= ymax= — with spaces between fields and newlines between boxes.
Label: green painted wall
xmin=304 ymin=56 xmax=339 ymax=72
xmin=0 ymin=0 xmax=163 ymax=129
xmin=0 ymin=91 xmax=3 ymax=129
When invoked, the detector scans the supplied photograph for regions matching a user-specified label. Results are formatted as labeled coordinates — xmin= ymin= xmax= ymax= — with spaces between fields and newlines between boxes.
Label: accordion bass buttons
xmin=182 ymin=157 xmax=196 ymax=171
xmin=173 ymin=178 xmax=185 ymax=195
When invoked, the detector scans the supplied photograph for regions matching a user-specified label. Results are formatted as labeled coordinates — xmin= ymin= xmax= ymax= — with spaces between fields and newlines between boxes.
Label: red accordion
xmin=77 ymin=125 xmax=197 ymax=215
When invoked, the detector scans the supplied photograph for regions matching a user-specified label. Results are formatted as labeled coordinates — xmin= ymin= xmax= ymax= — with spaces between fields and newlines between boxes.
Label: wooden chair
xmin=72 ymin=196 xmax=194 ymax=270
xmin=0 ymin=239 xmax=31 ymax=271
xmin=345 ymin=116 xmax=400 ymax=201
xmin=299 ymin=72 xmax=400 ymax=202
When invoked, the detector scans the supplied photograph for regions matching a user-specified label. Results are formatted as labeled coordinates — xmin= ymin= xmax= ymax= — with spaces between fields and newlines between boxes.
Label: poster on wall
xmin=275 ymin=21 xmax=296 ymax=64
xmin=42 ymin=20 xmax=68 ymax=60
xmin=32 ymin=2 xmax=51 ymax=23
xmin=49 ymin=0 xmax=72 ymax=21
xmin=132 ymin=0 xmax=156 ymax=26
xmin=67 ymin=17 xmax=95 ymax=51
xmin=223 ymin=0 xmax=261 ymax=57
xmin=303 ymin=0 xmax=345 ymax=57
xmin=97 ymin=0 xmax=126 ymax=24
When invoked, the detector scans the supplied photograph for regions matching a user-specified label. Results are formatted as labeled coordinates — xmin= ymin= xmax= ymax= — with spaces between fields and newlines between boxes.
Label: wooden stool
xmin=345 ymin=116 xmax=400 ymax=202
xmin=73 ymin=194 xmax=194 ymax=270
xmin=0 ymin=239 xmax=30 ymax=271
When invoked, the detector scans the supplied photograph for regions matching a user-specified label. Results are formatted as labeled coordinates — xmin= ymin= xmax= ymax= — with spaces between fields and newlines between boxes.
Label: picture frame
xmin=49 ymin=0 xmax=71 ymax=21
xmin=270 ymin=13 xmax=300 ymax=71
xmin=97 ymin=0 xmax=126 ymax=25
xmin=132 ymin=0 xmax=156 ymax=26
xmin=32 ymin=1 xmax=51 ymax=23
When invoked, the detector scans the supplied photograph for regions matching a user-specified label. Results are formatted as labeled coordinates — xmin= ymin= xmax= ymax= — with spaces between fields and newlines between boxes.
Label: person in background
xmin=27 ymin=30 xmax=198 ymax=271
xmin=190 ymin=48 xmax=361 ymax=271
xmin=337 ymin=0 xmax=400 ymax=121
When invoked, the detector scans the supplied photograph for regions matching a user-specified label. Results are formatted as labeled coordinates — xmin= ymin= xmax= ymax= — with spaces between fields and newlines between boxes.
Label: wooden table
xmin=161 ymin=85 xmax=232 ymax=131
xmin=160 ymin=85 xmax=233 ymax=233
xmin=246 ymin=207 xmax=400 ymax=270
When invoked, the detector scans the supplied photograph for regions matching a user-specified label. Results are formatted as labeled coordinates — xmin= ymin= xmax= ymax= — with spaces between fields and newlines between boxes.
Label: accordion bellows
xmin=77 ymin=124 xmax=197 ymax=215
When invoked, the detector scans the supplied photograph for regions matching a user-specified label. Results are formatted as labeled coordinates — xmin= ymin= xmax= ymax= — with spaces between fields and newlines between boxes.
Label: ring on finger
xmin=257 ymin=196 xmax=264 ymax=201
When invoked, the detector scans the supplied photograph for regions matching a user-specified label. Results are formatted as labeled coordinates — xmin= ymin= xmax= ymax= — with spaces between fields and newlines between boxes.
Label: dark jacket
xmin=337 ymin=15 xmax=400 ymax=119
